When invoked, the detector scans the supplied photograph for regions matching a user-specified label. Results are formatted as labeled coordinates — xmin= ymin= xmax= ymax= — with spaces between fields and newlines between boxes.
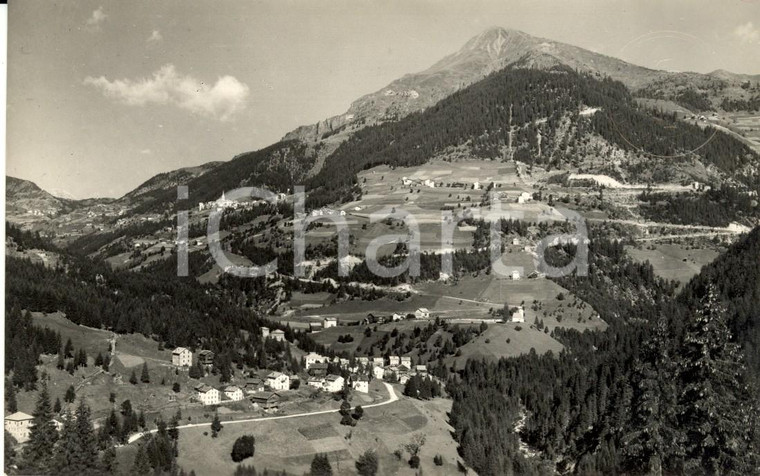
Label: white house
xmin=195 ymin=384 xmax=221 ymax=406
xmin=308 ymin=377 xmax=325 ymax=389
xmin=372 ymin=366 xmax=385 ymax=380
xmin=391 ymin=313 xmax=404 ymax=321
xmin=5 ymin=412 xmax=33 ymax=442
xmin=324 ymin=374 xmax=345 ymax=393
xmin=400 ymin=356 xmax=412 ymax=367
xmin=415 ymin=308 xmax=430 ymax=319
xmin=415 ymin=365 xmax=428 ymax=374
xmin=352 ymin=376 xmax=369 ymax=393
xmin=517 ymin=192 xmax=532 ymax=204
xmin=511 ymin=306 xmax=525 ymax=323
xmin=171 ymin=347 xmax=192 ymax=367
xmin=304 ymin=352 xmax=327 ymax=369
xmin=424 ymin=179 xmax=436 ymax=188
xmin=371 ymin=357 xmax=385 ymax=368
xmin=511 ymin=237 xmax=520 ymax=246
xmin=270 ymin=329 xmax=286 ymax=342
xmin=267 ymin=372 xmax=290 ymax=391
xmin=222 ymin=385 xmax=244 ymax=402
xmin=323 ymin=317 xmax=338 ymax=328
xmin=261 ymin=327 xmax=270 ymax=338
xmin=357 ymin=356 xmax=369 ymax=366
xmin=473 ymin=181 xmax=481 ymax=190
xmin=401 ymin=177 xmax=412 ymax=186
xmin=389 ymin=355 xmax=401 ymax=366
xmin=511 ymin=270 xmax=521 ymax=280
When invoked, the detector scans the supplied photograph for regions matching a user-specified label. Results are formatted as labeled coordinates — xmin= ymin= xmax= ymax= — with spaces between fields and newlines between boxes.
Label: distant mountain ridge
xmin=284 ymin=27 xmax=758 ymax=143
xmin=6 ymin=176 xmax=78 ymax=219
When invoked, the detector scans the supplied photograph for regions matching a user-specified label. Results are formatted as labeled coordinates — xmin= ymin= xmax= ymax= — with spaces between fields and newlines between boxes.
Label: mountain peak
xmin=460 ymin=27 xmax=533 ymax=58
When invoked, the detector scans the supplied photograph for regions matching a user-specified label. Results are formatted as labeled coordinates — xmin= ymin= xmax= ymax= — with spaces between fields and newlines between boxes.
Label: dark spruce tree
xmin=22 ymin=384 xmax=59 ymax=473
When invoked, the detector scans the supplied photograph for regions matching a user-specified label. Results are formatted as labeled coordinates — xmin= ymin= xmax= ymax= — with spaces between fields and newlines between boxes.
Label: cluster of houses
xmin=193 ymin=370 xmax=292 ymax=409
xmin=304 ymin=352 xmax=428 ymax=388
xmin=361 ymin=308 xmax=431 ymax=325
xmin=197 ymin=191 xmax=288 ymax=212
xmin=309 ymin=207 xmax=347 ymax=217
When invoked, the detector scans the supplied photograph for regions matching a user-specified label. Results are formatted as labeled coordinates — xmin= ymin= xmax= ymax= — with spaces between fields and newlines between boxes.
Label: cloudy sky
xmin=7 ymin=0 xmax=760 ymax=198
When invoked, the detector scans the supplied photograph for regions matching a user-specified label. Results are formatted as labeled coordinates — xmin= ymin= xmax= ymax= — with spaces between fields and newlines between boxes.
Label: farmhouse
xmin=511 ymin=306 xmax=525 ymax=323
xmin=266 ymin=371 xmax=290 ymax=391
xmin=308 ymin=377 xmax=326 ymax=389
xmin=424 ymin=179 xmax=436 ymax=188
xmin=304 ymin=352 xmax=328 ymax=369
xmin=323 ymin=317 xmax=338 ymax=328
xmin=270 ymin=329 xmax=286 ymax=342
xmin=352 ymin=376 xmax=369 ymax=393
xmin=244 ymin=377 xmax=266 ymax=394
xmin=324 ymin=374 xmax=345 ymax=393
xmin=415 ymin=308 xmax=430 ymax=319
xmin=4 ymin=412 xmax=33 ymax=442
xmin=308 ymin=362 xmax=329 ymax=377
xmin=517 ymin=192 xmax=532 ymax=204
xmin=400 ymin=356 xmax=412 ymax=367
xmin=389 ymin=355 xmax=401 ymax=366
xmin=391 ymin=313 xmax=404 ymax=321
xmin=194 ymin=384 xmax=221 ymax=406
xmin=197 ymin=350 xmax=215 ymax=368
xmin=415 ymin=365 xmax=428 ymax=374
xmin=171 ymin=347 xmax=192 ymax=367
xmin=373 ymin=366 xmax=385 ymax=380
xmin=250 ymin=392 xmax=280 ymax=411
xmin=222 ymin=385 xmax=244 ymax=402
xmin=309 ymin=322 xmax=324 ymax=332
xmin=371 ymin=357 xmax=385 ymax=367
xmin=357 ymin=356 xmax=370 ymax=366
xmin=511 ymin=270 xmax=521 ymax=280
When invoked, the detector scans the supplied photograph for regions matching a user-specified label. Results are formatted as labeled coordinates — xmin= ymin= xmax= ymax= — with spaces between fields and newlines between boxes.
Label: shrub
xmin=355 ymin=450 xmax=379 ymax=476
xmin=434 ymin=454 xmax=444 ymax=466
xmin=409 ymin=455 xmax=420 ymax=468
xmin=231 ymin=435 xmax=255 ymax=463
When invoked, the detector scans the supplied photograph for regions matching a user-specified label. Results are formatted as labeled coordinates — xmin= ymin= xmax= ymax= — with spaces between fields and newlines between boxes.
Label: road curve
xmin=127 ymin=382 xmax=399 ymax=444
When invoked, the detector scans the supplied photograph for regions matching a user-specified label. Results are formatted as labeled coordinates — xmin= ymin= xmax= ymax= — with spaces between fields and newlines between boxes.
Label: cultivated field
xmin=625 ymin=243 xmax=720 ymax=286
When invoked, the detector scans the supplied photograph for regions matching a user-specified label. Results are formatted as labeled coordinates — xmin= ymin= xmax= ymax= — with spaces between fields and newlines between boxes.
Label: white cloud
xmin=86 ymin=7 xmax=107 ymax=29
xmin=734 ymin=22 xmax=760 ymax=44
xmin=83 ymin=64 xmax=250 ymax=121
xmin=147 ymin=30 xmax=163 ymax=43
xmin=140 ymin=149 xmax=153 ymax=155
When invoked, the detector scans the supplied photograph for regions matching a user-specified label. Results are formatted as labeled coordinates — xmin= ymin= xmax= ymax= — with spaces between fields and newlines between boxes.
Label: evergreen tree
xmin=94 ymin=352 xmax=103 ymax=367
xmin=355 ymin=450 xmax=379 ymax=476
xmin=676 ymin=289 xmax=760 ymax=474
xmin=310 ymin=453 xmax=333 ymax=475
xmin=5 ymin=380 xmax=17 ymax=413
xmin=64 ymin=338 xmax=73 ymax=358
xmin=211 ymin=413 xmax=223 ymax=437
xmin=22 ymin=384 xmax=59 ymax=472
xmin=54 ymin=397 xmax=62 ymax=414
xmin=56 ymin=348 xmax=65 ymax=370
xmin=64 ymin=385 xmax=76 ymax=403
xmin=140 ymin=362 xmax=151 ymax=383
xmin=130 ymin=369 xmax=138 ymax=385
xmin=131 ymin=443 xmax=151 ymax=475
xmin=53 ymin=400 xmax=99 ymax=475
xmin=189 ymin=360 xmax=203 ymax=379
xmin=101 ymin=445 xmax=117 ymax=474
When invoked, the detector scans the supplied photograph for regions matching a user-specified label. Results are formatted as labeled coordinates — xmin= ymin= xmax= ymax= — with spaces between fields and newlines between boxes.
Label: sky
xmin=7 ymin=0 xmax=760 ymax=199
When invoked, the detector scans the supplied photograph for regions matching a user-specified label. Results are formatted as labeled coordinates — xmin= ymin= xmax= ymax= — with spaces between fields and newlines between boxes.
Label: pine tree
xmin=130 ymin=369 xmax=138 ymax=384
xmin=64 ymin=384 xmax=76 ymax=403
xmin=310 ymin=453 xmax=333 ymax=475
xmin=101 ymin=445 xmax=117 ymax=474
xmin=22 ymin=384 xmax=59 ymax=472
xmin=5 ymin=379 xmax=17 ymax=413
xmin=355 ymin=449 xmax=379 ymax=476
xmin=94 ymin=352 xmax=103 ymax=367
xmin=676 ymin=288 xmax=760 ymax=474
xmin=211 ymin=413 xmax=223 ymax=437
xmin=53 ymin=399 xmax=99 ymax=475
xmin=131 ymin=443 xmax=151 ymax=475
xmin=54 ymin=397 xmax=62 ymax=414
xmin=57 ymin=348 xmax=65 ymax=370
xmin=64 ymin=338 xmax=73 ymax=358
xmin=140 ymin=362 xmax=151 ymax=383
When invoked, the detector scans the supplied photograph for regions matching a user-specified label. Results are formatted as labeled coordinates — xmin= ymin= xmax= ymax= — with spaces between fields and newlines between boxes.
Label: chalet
xmin=244 ymin=377 xmax=266 ymax=394
xmin=250 ymin=392 xmax=280 ymax=411
xmin=308 ymin=362 xmax=329 ymax=377
xmin=266 ymin=372 xmax=290 ymax=391
xmin=352 ymin=376 xmax=369 ymax=393
xmin=324 ymin=374 xmax=345 ymax=393
xmin=309 ymin=322 xmax=324 ymax=332
xmin=4 ymin=412 xmax=33 ymax=442
xmin=511 ymin=306 xmax=525 ymax=323
xmin=400 ymin=356 xmax=412 ymax=367
xmin=270 ymin=329 xmax=286 ymax=342
xmin=323 ymin=317 xmax=338 ymax=328
xmin=415 ymin=308 xmax=430 ymax=319
xmin=415 ymin=365 xmax=428 ymax=374
xmin=511 ymin=270 xmax=521 ymax=280
xmin=371 ymin=357 xmax=385 ymax=368
xmin=357 ymin=356 xmax=370 ymax=366
xmin=372 ymin=366 xmax=385 ymax=380
xmin=399 ymin=374 xmax=411 ymax=385
xmin=304 ymin=352 xmax=327 ymax=369
xmin=389 ymin=355 xmax=401 ymax=366
xmin=194 ymin=384 xmax=221 ymax=406
xmin=171 ymin=347 xmax=192 ymax=367
xmin=423 ymin=179 xmax=436 ymax=188
xmin=261 ymin=327 xmax=270 ymax=338
xmin=517 ymin=192 xmax=532 ymax=204
xmin=308 ymin=377 xmax=325 ymax=389
xmin=197 ymin=350 xmax=215 ymax=367
xmin=391 ymin=313 xmax=404 ymax=322
xmin=222 ymin=385 xmax=244 ymax=402
xmin=339 ymin=358 xmax=350 ymax=368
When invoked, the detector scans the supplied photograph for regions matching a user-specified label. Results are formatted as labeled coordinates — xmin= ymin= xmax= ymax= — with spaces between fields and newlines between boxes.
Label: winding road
xmin=127 ymin=381 xmax=399 ymax=444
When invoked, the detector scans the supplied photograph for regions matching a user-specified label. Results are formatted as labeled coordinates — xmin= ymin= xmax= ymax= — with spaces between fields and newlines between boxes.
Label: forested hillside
xmin=308 ymin=67 xmax=758 ymax=207
xmin=448 ymin=229 xmax=760 ymax=475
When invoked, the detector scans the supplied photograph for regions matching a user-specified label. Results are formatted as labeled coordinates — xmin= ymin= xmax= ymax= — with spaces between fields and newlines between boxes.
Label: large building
xmin=323 ymin=317 xmax=338 ymax=328
xmin=352 ymin=375 xmax=369 ymax=393
xmin=222 ymin=385 xmax=244 ymax=402
xmin=270 ymin=329 xmax=286 ymax=342
xmin=324 ymin=374 xmax=345 ymax=393
xmin=5 ymin=412 xmax=33 ymax=442
xmin=194 ymin=384 xmax=221 ymax=406
xmin=415 ymin=308 xmax=430 ymax=319
xmin=197 ymin=350 xmax=215 ymax=367
xmin=171 ymin=347 xmax=192 ymax=367
xmin=266 ymin=372 xmax=290 ymax=391
xmin=304 ymin=352 xmax=327 ymax=369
